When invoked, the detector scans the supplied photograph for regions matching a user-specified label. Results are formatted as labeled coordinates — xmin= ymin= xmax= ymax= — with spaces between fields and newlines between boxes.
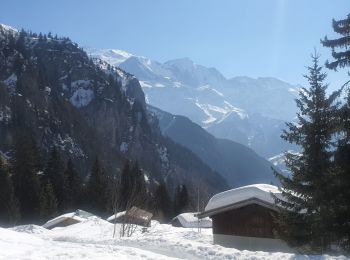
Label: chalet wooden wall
xmin=212 ymin=204 xmax=277 ymax=238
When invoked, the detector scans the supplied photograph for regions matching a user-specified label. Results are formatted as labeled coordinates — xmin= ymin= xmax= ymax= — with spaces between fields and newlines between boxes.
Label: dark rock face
xmin=0 ymin=25 xmax=228 ymax=197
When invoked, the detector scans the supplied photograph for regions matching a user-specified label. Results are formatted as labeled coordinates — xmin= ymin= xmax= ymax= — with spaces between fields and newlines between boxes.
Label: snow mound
xmin=50 ymin=217 xmax=115 ymax=242
xmin=0 ymin=227 xmax=44 ymax=260
xmin=10 ymin=224 xmax=49 ymax=235
xmin=205 ymin=184 xmax=281 ymax=211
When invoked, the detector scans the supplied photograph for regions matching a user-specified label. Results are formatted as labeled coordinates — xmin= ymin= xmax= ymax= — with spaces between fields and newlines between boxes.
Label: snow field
xmin=0 ymin=217 xmax=348 ymax=260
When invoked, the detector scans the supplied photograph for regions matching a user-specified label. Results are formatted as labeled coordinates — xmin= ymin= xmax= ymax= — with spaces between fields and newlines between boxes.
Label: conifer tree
xmin=0 ymin=159 xmax=20 ymax=227
xmin=173 ymin=184 xmax=189 ymax=216
xmin=119 ymin=161 xmax=132 ymax=210
xmin=11 ymin=134 xmax=42 ymax=223
xmin=39 ymin=181 xmax=58 ymax=221
xmin=275 ymin=52 xmax=340 ymax=252
xmin=154 ymin=182 xmax=172 ymax=222
xmin=322 ymin=13 xmax=350 ymax=252
xmin=43 ymin=147 xmax=65 ymax=210
xmin=322 ymin=14 xmax=350 ymax=71
xmin=119 ymin=161 xmax=148 ymax=210
xmin=63 ymin=159 xmax=82 ymax=211
xmin=130 ymin=162 xmax=147 ymax=208
xmin=86 ymin=157 xmax=108 ymax=215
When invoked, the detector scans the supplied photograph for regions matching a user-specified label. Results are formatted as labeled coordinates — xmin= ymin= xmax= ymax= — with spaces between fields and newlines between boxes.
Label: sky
xmin=1 ymin=0 xmax=349 ymax=89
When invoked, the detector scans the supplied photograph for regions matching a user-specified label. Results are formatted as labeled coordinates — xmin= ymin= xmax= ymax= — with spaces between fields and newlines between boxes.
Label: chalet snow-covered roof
xmin=199 ymin=184 xmax=282 ymax=218
xmin=42 ymin=209 xmax=94 ymax=229
xmin=171 ymin=213 xmax=212 ymax=228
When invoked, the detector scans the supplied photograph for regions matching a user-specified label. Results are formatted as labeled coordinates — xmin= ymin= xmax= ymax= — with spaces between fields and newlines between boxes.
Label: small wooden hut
xmin=198 ymin=184 xmax=293 ymax=252
xmin=107 ymin=206 xmax=153 ymax=227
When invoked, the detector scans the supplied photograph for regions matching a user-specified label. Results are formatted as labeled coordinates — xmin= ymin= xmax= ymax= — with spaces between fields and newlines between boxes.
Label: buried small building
xmin=42 ymin=209 xmax=95 ymax=229
xmin=197 ymin=184 xmax=293 ymax=252
xmin=170 ymin=212 xmax=212 ymax=228
xmin=107 ymin=206 xmax=153 ymax=227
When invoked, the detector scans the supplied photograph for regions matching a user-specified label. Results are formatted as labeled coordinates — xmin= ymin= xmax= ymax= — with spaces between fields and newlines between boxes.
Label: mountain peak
xmin=87 ymin=48 xmax=133 ymax=66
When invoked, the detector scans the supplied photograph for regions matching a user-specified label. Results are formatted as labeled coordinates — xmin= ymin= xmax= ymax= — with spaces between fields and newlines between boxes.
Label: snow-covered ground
xmin=0 ymin=217 xmax=347 ymax=260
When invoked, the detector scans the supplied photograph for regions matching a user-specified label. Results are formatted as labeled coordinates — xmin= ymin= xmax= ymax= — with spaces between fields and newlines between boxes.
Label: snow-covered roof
xmin=42 ymin=213 xmax=84 ymax=229
xmin=204 ymin=184 xmax=282 ymax=212
xmin=171 ymin=213 xmax=212 ymax=228
xmin=106 ymin=211 xmax=126 ymax=222
xmin=42 ymin=209 xmax=94 ymax=229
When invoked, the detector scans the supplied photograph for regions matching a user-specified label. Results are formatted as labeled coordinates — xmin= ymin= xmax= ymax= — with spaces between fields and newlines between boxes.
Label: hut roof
xmin=42 ymin=209 xmax=94 ymax=229
xmin=198 ymin=184 xmax=282 ymax=218
xmin=171 ymin=213 xmax=212 ymax=228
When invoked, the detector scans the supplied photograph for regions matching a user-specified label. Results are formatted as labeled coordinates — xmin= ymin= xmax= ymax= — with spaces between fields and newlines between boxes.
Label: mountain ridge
xmin=89 ymin=48 xmax=299 ymax=158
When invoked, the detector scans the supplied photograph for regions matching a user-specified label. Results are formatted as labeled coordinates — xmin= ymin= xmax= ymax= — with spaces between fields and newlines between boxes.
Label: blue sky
xmin=1 ymin=0 xmax=349 ymax=89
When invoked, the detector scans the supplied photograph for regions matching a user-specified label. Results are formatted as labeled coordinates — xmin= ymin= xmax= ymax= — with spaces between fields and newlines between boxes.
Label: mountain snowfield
xmin=0 ymin=217 xmax=347 ymax=259
xmin=88 ymin=48 xmax=299 ymax=158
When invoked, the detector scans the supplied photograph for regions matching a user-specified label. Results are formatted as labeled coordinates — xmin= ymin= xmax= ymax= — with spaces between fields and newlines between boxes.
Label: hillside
xmin=0 ymin=25 xmax=228 ymax=199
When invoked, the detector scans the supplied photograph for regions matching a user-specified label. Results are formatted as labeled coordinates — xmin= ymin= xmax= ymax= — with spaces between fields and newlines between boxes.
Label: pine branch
xmin=332 ymin=16 xmax=350 ymax=36
xmin=321 ymin=35 xmax=350 ymax=49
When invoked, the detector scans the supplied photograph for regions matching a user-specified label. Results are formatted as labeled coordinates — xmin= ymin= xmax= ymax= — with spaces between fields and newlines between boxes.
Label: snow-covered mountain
xmin=88 ymin=48 xmax=300 ymax=158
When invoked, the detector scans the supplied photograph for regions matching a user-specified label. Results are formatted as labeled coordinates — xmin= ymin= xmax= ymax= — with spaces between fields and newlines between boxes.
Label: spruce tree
xmin=63 ymin=159 xmax=82 ymax=211
xmin=173 ymin=184 xmax=189 ymax=216
xmin=39 ymin=181 xmax=58 ymax=221
xmin=322 ymin=13 xmax=350 ymax=252
xmin=119 ymin=161 xmax=148 ymax=210
xmin=43 ymin=147 xmax=65 ymax=210
xmin=0 ymin=159 xmax=20 ymax=227
xmin=322 ymin=14 xmax=350 ymax=71
xmin=86 ymin=157 xmax=108 ymax=215
xmin=275 ymin=52 xmax=339 ymax=252
xmin=130 ymin=162 xmax=147 ymax=208
xmin=11 ymin=134 xmax=42 ymax=223
xmin=154 ymin=182 xmax=172 ymax=222
xmin=119 ymin=161 xmax=132 ymax=210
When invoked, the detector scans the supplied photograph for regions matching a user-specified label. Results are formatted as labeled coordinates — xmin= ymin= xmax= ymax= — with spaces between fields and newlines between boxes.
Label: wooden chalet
xmin=107 ymin=206 xmax=153 ymax=227
xmin=198 ymin=184 xmax=293 ymax=252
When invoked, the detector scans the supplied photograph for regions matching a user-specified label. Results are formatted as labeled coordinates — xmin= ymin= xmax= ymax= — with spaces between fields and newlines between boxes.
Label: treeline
xmin=0 ymin=133 xmax=190 ymax=227
xmin=275 ymin=14 xmax=350 ymax=254
xmin=14 ymin=28 xmax=72 ymax=43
